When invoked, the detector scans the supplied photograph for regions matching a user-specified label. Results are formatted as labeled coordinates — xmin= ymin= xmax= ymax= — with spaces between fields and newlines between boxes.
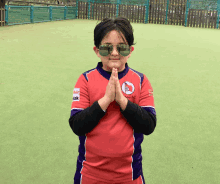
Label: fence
xmin=0 ymin=7 xmax=5 ymax=26
xmin=77 ymin=0 xmax=220 ymax=29
xmin=0 ymin=0 xmax=5 ymax=26
xmin=2 ymin=0 xmax=220 ymax=29
xmin=188 ymin=0 xmax=220 ymax=29
xmin=6 ymin=0 xmax=76 ymax=7
xmin=4 ymin=5 xmax=77 ymax=26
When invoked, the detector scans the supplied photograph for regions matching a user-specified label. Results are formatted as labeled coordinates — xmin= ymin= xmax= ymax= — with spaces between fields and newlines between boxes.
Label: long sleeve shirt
xmin=69 ymin=99 xmax=156 ymax=136
xmin=69 ymin=62 xmax=156 ymax=183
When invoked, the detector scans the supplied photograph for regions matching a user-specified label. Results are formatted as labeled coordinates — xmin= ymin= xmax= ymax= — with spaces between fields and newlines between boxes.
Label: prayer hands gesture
xmin=104 ymin=68 xmax=128 ymax=110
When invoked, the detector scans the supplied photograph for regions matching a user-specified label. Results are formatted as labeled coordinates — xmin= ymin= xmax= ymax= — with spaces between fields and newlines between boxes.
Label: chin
xmin=107 ymin=66 xmax=118 ymax=72
xmin=111 ymin=62 xmax=120 ymax=67
xmin=105 ymin=62 xmax=123 ymax=72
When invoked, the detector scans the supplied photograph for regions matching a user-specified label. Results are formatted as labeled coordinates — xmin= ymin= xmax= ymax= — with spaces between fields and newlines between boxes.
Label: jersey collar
xmin=96 ymin=62 xmax=129 ymax=80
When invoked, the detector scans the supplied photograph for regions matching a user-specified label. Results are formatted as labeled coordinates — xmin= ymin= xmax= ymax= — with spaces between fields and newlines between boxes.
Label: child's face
xmin=94 ymin=30 xmax=134 ymax=72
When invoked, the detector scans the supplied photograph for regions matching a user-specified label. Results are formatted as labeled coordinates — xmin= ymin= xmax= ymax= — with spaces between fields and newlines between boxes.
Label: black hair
xmin=94 ymin=17 xmax=136 ymax=48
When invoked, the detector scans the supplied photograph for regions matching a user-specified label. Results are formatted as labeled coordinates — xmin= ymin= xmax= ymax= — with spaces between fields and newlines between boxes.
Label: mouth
xmin=110 ymin=59 xmax=120 ymax=60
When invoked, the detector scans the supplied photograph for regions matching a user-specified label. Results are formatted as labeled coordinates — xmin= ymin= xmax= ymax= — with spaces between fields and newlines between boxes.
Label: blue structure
xmin=4 ymin=0 xmax=220 ymax=28
xmin=5 ymin=5 xmax=77 ymax=26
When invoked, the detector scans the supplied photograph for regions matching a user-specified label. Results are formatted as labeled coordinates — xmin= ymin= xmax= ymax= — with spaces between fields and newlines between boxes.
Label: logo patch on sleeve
xmin=149 ymin=89 xmax=153 ymax=96
xmin=73 ymin=88 xmax=80 ymax=101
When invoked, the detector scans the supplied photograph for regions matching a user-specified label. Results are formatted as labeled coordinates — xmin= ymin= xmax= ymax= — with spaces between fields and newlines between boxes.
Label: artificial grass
xmin=0 ymin=19 xmax=219 ymax=184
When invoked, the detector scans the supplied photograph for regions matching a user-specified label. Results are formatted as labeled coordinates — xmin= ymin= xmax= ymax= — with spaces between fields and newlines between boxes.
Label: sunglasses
xmin=99 ymin=44 xmax=131 ymax=57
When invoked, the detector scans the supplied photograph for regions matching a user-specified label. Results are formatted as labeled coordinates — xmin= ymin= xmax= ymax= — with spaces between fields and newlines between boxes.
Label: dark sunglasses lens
xmin=118 ymin=45 xmax=130 ymax=56
xmin=99 ymin=45 xmax=112 ymax=56
xmin=99 ymin=45 xmax=130 ymax=56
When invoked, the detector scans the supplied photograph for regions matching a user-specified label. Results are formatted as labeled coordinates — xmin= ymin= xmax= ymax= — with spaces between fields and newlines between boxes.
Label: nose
xmin=111 ymin=45 xmax=119 ymax=56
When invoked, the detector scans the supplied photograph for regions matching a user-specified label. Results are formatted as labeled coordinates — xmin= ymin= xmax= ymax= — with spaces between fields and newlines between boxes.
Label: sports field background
xmin=0 ymin=19 xmax=220 ymax=184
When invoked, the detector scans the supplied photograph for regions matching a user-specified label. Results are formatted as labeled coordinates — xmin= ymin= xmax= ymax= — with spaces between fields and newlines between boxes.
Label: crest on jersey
xmin=122 ymin=81 xmax=135 ymax=95
xmin=73 ymin=88 xmax=80 ymax=101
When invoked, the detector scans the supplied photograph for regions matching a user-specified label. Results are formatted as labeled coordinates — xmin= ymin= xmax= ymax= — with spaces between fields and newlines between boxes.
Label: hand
xmin=104 ymin=68 xmax=116 ymax=103
xmin=112 ymin=68 xmax=128 ymax=108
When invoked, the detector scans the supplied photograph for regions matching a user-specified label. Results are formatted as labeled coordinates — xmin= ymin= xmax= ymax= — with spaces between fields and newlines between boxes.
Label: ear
xmin=93 ymin=46 xmax=98 ymax=53
xmin=94 ymin=46 xmax=101 ymax=58
xmin=129 ymin=46 xmax=134 ymax=55
xmin=127 ymin=46 xmax=134 ymax=59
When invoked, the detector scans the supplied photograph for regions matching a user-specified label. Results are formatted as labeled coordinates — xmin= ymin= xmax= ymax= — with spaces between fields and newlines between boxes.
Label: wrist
xmin=98 ymin=96 xmax=111 ymax=111
xmin=118 ymin=96 xmax=128 ymax=111
xmin=103 ymin=95 xmax=112 ymax=104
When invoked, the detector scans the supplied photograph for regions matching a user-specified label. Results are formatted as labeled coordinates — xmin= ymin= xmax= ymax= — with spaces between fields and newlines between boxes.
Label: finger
xmin=110 ymin=77 xmax=114 ymax=85
xmin=114 ymin=76 xmax=118 ymax=85
xmin=110 ymin=70 xmax=114 ymax=78
xmin=111 ymin=69 xmax=115 ymax=78
xmin=113 ymin=70 xmax=117 ymax=78
xmin=111 ymin=69 xmax=116 ymax=78
xmin=115 ymin=69 xmax=118 ymax=78
xmin=112 ymin=68 xmax=115 ymax=76
xmin=111 ymin=75 xmax=115 ymax=83
xmin=112 ymin=76 xmax=115 ymax=83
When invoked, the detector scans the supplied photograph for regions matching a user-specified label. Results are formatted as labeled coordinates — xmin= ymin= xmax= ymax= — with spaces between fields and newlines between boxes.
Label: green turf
xmin=0 ymin=19 xmax=220 ymax=184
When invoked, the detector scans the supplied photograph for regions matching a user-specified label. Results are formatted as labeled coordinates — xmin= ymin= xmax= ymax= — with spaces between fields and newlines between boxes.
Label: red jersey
xmin=70 ymin=62 xmax=156 ymax=183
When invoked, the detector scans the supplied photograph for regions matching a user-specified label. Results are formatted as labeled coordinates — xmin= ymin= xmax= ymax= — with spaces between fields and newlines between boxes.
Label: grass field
xmin=0 ymin=19 xmax=220 ymax=184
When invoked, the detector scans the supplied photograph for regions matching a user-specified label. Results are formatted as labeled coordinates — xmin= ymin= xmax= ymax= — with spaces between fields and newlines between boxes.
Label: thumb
xmin=112 ymin=69 xmax=117 ymax=83
xmin=115 ymin=76 xmax=120 ymax=90
xmin=114 ymin=72 xmax=118 ymax=85
xmin=114 ymin=68 xmax=119 ymax=80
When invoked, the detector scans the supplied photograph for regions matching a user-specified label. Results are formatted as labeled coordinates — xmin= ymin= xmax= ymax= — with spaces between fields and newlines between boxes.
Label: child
xmin=69 ymin=17 xmax=156 ymax=184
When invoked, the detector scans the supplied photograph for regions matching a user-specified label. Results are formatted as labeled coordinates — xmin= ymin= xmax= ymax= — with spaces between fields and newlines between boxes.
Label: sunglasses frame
xmin=98 ymin=44 xmax=131 ymax=57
